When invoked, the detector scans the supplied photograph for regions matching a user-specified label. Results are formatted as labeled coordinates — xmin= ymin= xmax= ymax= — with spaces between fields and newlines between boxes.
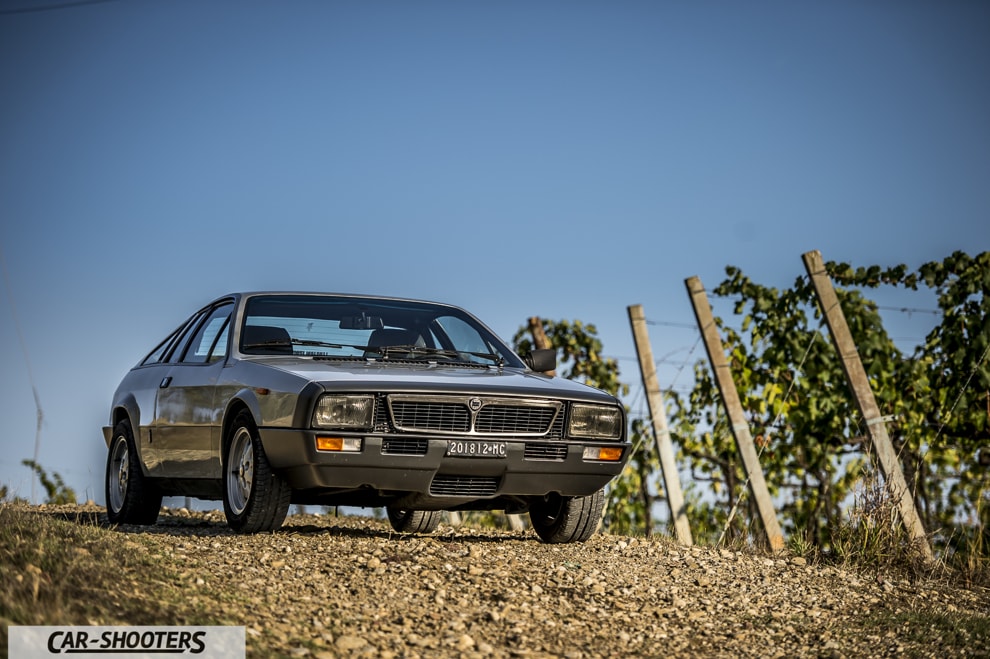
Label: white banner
xmin=7 ymin=626 xmax=245 ymax=659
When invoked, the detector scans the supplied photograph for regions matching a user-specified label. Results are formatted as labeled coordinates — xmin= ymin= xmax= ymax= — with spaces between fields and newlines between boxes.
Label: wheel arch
xmin=109 ymin=394 xmax=140 ymax=439
xmin=107 ymin=396 xmax=149 ymax=469
xmin=220 ymin=390 xmax=263 ymax=461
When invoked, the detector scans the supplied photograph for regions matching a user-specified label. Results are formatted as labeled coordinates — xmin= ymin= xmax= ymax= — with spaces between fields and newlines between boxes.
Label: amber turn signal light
xmin=582 ymin=446 xmax=624 ymax=462
xmin=315 ymin=437 xmax=362 ymax=452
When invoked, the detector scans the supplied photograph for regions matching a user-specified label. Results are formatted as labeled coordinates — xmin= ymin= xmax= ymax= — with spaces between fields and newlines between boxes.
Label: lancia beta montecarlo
xmin=103 ymin=293 xmax=630 ymax=543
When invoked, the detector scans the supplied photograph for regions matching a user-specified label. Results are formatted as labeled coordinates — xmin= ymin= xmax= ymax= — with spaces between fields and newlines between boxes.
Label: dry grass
xmin=0 ymin=504 xmax=208 ymax=651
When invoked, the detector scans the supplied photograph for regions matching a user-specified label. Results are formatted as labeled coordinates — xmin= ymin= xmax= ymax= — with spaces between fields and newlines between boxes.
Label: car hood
xmin=245 ymin=357 xmax=619 ymax=403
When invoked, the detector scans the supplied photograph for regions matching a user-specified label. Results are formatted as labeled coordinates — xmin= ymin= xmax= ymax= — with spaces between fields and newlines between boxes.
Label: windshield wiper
xmin=242 ymin=339 xmax=294 ymax=350
xmin=461 ymin=350 xmax=505 ymax=366
xmin=371 ymin=345 xmax=504 ymax=366
xmin=289 ymin=338 xmax=345 ymax=349
xmin=244 ymin=338 xmax=369 ymax=352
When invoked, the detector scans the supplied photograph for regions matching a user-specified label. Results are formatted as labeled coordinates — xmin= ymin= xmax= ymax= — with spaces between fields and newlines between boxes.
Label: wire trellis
xmin=715 ymin=325 xmax=824 ymax=549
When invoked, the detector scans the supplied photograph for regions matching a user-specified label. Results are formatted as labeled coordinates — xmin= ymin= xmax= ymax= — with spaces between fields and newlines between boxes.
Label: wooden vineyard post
xmin=802 ymin=250 xmax=932 ymax=562
xmin=685 ymin=276 xmax=785 ymax=551
xmin=627 ymin=304 xmax=693 ymax=545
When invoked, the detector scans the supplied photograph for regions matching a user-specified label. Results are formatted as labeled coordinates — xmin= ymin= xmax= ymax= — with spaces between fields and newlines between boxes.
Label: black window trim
xmin=177 ymin=301 xmax=236 ymax=364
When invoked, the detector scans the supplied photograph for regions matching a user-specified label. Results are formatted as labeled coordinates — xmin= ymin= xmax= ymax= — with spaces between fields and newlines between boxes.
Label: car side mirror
xmin=523 ymin=348 xmax=556 ymax=373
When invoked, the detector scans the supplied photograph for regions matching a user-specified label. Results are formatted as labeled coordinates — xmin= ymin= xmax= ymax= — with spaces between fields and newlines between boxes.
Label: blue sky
xmin=1 ymin=0 xmax=987 ymax=504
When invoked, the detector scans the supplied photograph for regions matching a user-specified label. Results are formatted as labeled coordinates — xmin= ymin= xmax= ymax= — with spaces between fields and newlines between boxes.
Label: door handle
xmin=160 ymin=376 xmax=172 ymax=388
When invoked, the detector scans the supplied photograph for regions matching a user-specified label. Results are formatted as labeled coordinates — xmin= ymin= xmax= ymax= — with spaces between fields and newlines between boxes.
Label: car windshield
xmin=239 ymin=294 xmax=524 ymax=368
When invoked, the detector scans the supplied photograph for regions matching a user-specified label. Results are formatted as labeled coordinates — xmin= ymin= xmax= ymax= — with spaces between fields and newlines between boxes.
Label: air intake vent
xmin=524 ymin=443 xmax=568 ymax=461
xmin=429 ymin=475 xmax=499 ymax=497
xmin=381 ymin=438 xmax=429 ymax=456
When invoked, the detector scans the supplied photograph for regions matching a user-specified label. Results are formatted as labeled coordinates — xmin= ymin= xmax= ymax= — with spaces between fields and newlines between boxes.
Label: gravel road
xmin=43 ymin=506 xmax=990 ymax=658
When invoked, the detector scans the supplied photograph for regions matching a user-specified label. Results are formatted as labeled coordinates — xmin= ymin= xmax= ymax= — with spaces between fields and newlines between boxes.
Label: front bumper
xmin=259 ymin=428 xmax=629 ymax=502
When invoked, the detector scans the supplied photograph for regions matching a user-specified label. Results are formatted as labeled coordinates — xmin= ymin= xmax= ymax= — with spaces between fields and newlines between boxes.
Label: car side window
xmin=207 ymin=318 xmax=231 ymax=363
xmin=167 ymin=310 xmax=208 ymax=363
xmin=142 ymin=334 xmax=176 ymax=365
xmin=141 ymin=316 xmax=198 ymax=366
xmin=181 ymin=304 xmax=234 ymax=364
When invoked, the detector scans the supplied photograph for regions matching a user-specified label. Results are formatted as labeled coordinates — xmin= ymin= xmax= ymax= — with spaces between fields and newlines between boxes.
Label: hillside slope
xmin=2 ymin=504 xmax=988 ymax=658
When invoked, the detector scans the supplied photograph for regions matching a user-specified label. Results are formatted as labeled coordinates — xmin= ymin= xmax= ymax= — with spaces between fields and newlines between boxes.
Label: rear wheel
xmin=223 ymin=411 xmax=291 ymax=533
xmin=529 ymin=490 xmax=604 ymax=544
xmin=105 ymin=419 xmax=162 ymax=525
xmin=386 ymin=506 xmax=442 ymax=534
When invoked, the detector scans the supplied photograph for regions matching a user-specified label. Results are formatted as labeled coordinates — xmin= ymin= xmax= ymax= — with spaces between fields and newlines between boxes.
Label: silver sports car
xmin=103 ymin=292 xmax=630 ymax=542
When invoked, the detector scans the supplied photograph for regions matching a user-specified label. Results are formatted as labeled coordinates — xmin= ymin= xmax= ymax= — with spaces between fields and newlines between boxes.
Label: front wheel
xmin=386 ymin=506 xmax=442 ymax=534
xmin=223 ymin=411 xmax=291 ymax=533
xmin=105 ymin=419 xmax=162 ymax=525
xmin=529 ymin=490 xmax=604 ymax=544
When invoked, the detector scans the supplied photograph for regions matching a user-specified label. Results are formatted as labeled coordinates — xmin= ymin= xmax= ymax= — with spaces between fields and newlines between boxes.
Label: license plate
xmin=446 ymin=440 xmax=507 ymax=458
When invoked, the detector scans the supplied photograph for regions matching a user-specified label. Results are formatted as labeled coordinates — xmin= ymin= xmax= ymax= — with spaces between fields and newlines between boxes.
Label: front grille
xmin=390 ymin=400 xmax=470 ymax=433
xmin=381 ymin=438 xmax=429 ymax=456
xmin=429 ymin=475 xmax=499 ymax=497
xmin=476 ymin=405 xmax=558 ymax=434
xmin=524 ymin=443 xmax=568 ymax=461
xmin=386 ymin=395 xmax=562 ymax=436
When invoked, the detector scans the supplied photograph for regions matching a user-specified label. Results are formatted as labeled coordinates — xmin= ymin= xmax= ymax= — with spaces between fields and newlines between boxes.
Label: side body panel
xmin=108 ymin=364 xmax=170 ymax=476
xmin=155 ymin=360 xmax=227 ymax=478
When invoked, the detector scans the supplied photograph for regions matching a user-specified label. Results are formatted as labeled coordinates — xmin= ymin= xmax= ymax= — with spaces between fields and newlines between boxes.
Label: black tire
xmin=529 ymin=489 xmax=604 ymax=544
xmin=223 ymin=410 xmax=291 ymax=533
xmin=386 ymin=506 xmax=442 ymax=534
xmin=105 ymin=419 xmax=162 ymax=525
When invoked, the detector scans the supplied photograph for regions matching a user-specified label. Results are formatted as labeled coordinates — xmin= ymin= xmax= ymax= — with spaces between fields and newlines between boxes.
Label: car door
xmin=154 ymin=302 xmax=233 ymax=479
xmin=119 ymin=311 xmax=206 ymax=477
